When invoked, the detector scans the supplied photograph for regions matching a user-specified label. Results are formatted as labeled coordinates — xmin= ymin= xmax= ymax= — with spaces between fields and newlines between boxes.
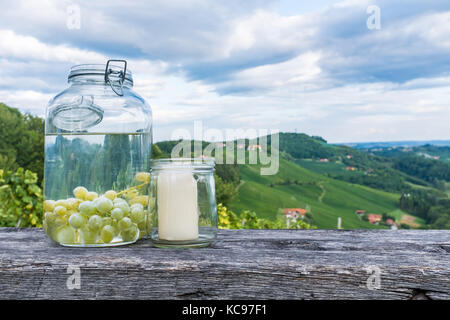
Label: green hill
xmin=151 ymin=132 xmax=450 ymax=230
xmin=228 ymin=158 xmax=403 ymax=229
xmin=153 ymin=132 xmax=449 ymax=229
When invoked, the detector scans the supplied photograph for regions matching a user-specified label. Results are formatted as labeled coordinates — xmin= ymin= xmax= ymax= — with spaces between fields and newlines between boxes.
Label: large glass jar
xmin=149 ymin=158 xmax=218 ymax=248
xmin=43 ymin=60 xmax=152 ymax=247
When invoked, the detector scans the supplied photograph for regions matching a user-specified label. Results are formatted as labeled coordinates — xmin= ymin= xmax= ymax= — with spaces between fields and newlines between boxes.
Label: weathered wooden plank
xmin=0 ymin=228 xmax=448 ymax=299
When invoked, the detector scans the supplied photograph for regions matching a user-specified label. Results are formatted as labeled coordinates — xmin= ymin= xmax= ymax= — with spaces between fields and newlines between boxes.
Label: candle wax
xmin=157 ymin=169 xmax=199 ymax=241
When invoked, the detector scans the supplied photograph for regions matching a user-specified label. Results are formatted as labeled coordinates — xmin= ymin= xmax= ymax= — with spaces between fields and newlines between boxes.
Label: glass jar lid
xmin=151 ymin=158 xmax=215 ymax=171
xmin=50 ymin=60 xmax=133 ymax=131
xmin=68 ymin=63 xmax=133 ymax=85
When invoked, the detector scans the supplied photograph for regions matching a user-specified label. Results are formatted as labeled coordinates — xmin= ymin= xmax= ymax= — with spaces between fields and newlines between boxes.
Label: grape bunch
xmin=43 ymin=172 xmax=152 ymax=246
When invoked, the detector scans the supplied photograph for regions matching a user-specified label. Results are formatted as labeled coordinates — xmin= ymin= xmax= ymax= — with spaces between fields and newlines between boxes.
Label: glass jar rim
xmin=150 ymin=158 xmax=215 ymax=170
xmin=68 ymin=64 xmax=133 ymax=83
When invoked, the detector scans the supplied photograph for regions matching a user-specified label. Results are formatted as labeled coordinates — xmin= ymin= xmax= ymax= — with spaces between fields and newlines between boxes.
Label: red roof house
xmin=368 ymin=214 xmax=382 ymax=224
xmin=284 ymin=208 xmax=307 ymax=219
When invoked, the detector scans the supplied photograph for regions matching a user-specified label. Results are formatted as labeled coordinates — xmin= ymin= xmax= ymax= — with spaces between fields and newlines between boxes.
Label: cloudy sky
xmin=0 ymin=0 xmax=449 ymax=143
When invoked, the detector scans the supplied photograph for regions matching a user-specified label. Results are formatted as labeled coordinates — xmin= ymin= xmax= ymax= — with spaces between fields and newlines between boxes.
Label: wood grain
xmin=0 ymin=228 xmax=449 ymax=300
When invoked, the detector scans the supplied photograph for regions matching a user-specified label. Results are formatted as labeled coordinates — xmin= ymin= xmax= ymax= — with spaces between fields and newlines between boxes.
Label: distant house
xmin=355 ymin=209 xmax=366 ymax=215
xmin=284 ymin=208 xmax=307 ymax=221
xmin=433 ymin=156 xmax=440 ymax=160
xmin=368 ymin=214 xmax=382 ymax=224
xmin=248 ymin=144 xmax=262 ymax=151
xmin=386 ymin=218 xmax=394 ymax=225
xmin=319 ymin=158 xmax=329 ymax=162
xmin=346 ymin=155 xmax=353 ymax=159
xmin=346 ymin=166 xmax=357 ymax=171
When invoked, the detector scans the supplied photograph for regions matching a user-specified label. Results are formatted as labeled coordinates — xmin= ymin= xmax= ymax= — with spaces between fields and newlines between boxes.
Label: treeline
xmin=392 ymin=155 xmax=449 ymax=190
xmin=399 ymin=190 xmax=450 ymax=229
xmin=0 ymin=103 xmax=44 ymax=182
xmin=277 ymin=132 xmax=333 ymax=159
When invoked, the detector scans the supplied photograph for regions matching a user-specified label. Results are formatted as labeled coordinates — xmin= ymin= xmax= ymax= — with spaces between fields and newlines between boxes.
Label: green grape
xmin=85 ymin=191 xmax=99 ymax=201
xmin=113 ymin=201 xmax=130 ymax=215
xmin=68 ymin=213 xmax=85 ymax=229
xmin=135 ymin=172 xmax=150 ymax=183
xmin=102 ymin=216 xmax=113 ymax=227
xmin=79 ymin=201 xmax=96 ymax=216
xmin=66 ymin=198 xmax=81 ymax=210
xmin=130 ymin=203 xmax=144 ymax=211
xmin=101 ymin=225 xmax=115 ymax=243
xmin=92 ymin=197 xmax=101 ymax=208
xmin=43 ymin=200 xmax=56 ymax=212
xmin=88 ymin=215 xmax=103 ymax=230
xmin=44 ymin=211 xmax=58 ymax=224
xmin=80 ymin=227 xmax=98 ymax=244
xmin=113 ymin=197 xmax=126 ymax=204
xmin=104 ymin=190 xmax=116 ymax=201
xmin=121 ymin=224 xmax=139 ymax=242
xmin=54 ymin=205 xmax=67 ymax=216
xmin=54 ymin=216 xmax=69 ymax=227
xmin=96 ymin=197 xmax=113 ymax=214
xmin=129 ymin=195 xmax=148 ymax=206
xmin=56 ymin=199 xmax=72 ymax=209
xmin=73 ymin=186 xmax=88 ymax=200
xmin=111 ymin=208 xmax=124 ymax=220
xmin=130 ymin=206 xmax=145 ymax=223
xmin=118 ymin=217 xmax=132 ymax=231
xmin=56 ymin=226 xmax=76 ymax=244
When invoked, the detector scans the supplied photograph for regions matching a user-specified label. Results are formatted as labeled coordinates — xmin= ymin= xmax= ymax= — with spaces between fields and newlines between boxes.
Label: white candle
xmin=157 ymin=169 xmax=199 ymax=241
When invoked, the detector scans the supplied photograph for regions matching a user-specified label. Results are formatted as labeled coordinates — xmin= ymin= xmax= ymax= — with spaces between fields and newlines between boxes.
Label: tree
xmin=0 ymin=103 xmax=44 ymax=182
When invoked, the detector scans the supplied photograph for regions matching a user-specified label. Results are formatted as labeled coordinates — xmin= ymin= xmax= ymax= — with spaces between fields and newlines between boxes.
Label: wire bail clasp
xmin=105 ymin=59 xmax=127 ymax=96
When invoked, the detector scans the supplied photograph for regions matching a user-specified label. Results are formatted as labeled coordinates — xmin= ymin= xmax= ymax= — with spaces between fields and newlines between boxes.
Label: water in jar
xmin=43 ymin=132 xmax=152 ymax=246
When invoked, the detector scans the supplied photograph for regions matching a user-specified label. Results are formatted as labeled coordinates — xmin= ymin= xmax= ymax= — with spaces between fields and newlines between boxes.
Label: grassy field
xmin=227 ymin=158 xmax=413 ymax=229
xmin=296 ymin=159 xmax=347 ymax=175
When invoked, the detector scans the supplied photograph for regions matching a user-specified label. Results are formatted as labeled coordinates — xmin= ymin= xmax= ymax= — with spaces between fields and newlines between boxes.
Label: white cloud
xmin=0 ymin=0 xmax=449 ymax=143
xmin=221 ymin=51 xmax=322 ymax=92
xmin=400 ymin=12 xmax=450 ymax=48
xmin=223 ymin=9 xmax=316 ymax=58
xmin=0 ymin=30 xmax=104 ymax=63
xmin=0 ymin=89 xmax=53 ymax=115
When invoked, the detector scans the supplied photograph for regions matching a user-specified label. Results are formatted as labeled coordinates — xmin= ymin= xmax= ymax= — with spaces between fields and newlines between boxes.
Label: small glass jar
xmin=43 ymin=60 xmax=152 ymax=247
xmin=149 ymin=158 xmax=218 ymax=248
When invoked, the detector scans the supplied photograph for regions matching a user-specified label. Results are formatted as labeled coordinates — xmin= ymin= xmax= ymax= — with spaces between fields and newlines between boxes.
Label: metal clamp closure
xmin=105 ymin=59 xmax=127 ymax=96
